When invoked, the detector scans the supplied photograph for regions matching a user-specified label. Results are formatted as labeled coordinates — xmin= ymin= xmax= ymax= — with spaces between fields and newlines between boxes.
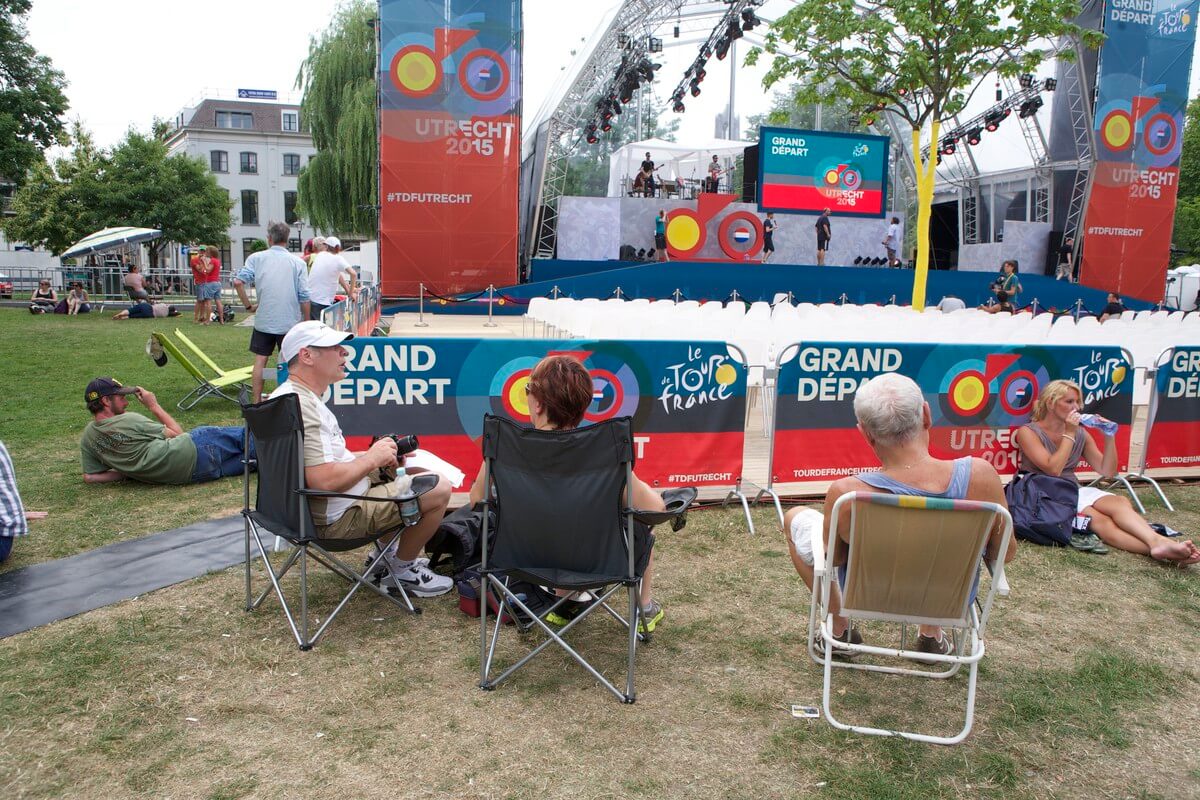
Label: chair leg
xmin=299 ymin=547 xmax=310 ymax=649
xmin=626 ymin=585 xmax=638 ymax=703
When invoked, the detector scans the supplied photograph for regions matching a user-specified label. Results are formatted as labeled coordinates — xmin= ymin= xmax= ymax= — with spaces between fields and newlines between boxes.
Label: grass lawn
xmin=1 ymin=308 xmax=1199 ymax=799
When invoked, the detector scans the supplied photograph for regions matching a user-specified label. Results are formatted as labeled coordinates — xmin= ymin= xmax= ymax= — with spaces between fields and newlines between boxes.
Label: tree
xmin=3 ymin=126 xmax=232 ymax=262
xmin=296 ymin=0 xmax=376 ymax=236
xmin=1175 ymin=98 xmax=1200 ymax=202
xmin=2 ymin=123 xmax=104 ymax=254
xmin=0 ymin=0 xmax=68 ymax=185
xmin=744 ymin=82 xmax=860 ymax=137
xmin=748 ymin=0 xmax=1098 ymax=309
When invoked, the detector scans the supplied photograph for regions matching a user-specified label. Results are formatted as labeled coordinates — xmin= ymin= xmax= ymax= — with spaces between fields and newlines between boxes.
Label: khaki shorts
xmin=318 ymin=473 xmax=414 ymax=540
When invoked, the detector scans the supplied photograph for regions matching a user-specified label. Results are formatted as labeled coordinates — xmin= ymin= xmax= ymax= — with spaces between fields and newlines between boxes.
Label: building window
xmin=216 ymin=111 xmax=254 ymax=129
xmin=241 ymin=190 xmax=259 ymax=225
xmin=210 ymin=150 xmax=228 ymax=173
xmin=281 ymin=110 xmax=299 ymax=132
xmin=283 ymin=153 xmax=301 ymax=176
xmin=284 ymin=191 xmax=298 ymax=224
xmin=219 ymin=245 xmax=231 ymax=267
xmin=241 ymin=238 xmax=261 ymax=264
xmin=239 ymin=152 xmax=258 ymax=174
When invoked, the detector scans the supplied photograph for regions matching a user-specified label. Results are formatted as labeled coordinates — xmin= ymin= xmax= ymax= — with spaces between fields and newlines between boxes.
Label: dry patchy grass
xmin=2 ymin=498 xmax=1199 ymax=800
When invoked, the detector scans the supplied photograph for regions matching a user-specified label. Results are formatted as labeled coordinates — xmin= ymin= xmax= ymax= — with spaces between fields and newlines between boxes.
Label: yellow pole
xmin=910 ymin=120 xmax=939 ymax=311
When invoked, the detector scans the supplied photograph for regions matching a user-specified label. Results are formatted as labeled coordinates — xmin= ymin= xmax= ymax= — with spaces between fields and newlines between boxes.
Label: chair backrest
xmin=836 ymin=492 xmax=1003 ymax=629
xmin=174 ymin=328 xmax=225 ymax=375
xmin=151 ymin=332 xmax=208 ymax=382
xmin=241 ymin=393 xmax=315 ymax=540
xmin=482 ymin=414 xmax=634 ymax=580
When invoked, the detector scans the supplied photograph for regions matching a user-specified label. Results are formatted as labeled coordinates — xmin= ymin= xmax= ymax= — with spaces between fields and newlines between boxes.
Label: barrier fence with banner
xmin=297 ymin=338 xmax=747 ymax=489
xmin=769 ymin=342 xmax=1134 ymax=488
xmin=1144 ymin=345 xmax=1200 ymax=473
xmin=321 ymin=284 xmax=383 ymax=337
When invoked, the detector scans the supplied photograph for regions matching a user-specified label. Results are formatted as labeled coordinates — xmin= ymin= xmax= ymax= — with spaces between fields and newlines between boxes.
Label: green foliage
xmin=245 ymin=238 xmax=268 ymax=255
xmin=1170 ymin=197 xmax=1200 ymax=266
xmin=296 ymin=0 xmax=377 ymax=236
xmin=744 ymin=82 xmax=860 ymax=137
xmin=747 ymin=0 xmax=1097 ymax=130
xmin=0 ymin=0 xmax=68 ymax=186
xmin=2 ymin=125 xmax=232 ymax=261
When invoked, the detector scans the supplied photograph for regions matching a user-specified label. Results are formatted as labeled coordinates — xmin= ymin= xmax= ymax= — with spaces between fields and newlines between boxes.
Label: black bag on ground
xmin=425 ymin=502 xmax=494 ymax=578
xmin=1004 ymin=472 xmax=1078 ymax=547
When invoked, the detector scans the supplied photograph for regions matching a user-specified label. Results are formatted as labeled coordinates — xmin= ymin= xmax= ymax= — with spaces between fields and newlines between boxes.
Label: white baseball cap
xmin=324 ymin=236 xmax=342 ymax=249
xmin=280 ymin=320 xmax=353 ymax=362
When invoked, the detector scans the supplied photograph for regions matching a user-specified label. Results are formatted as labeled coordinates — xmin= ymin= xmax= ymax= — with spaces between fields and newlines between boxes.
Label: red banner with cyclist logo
xmin=1080 ymin=1 xmax=1200 ymax=302
xmin=1145 ymin=345 xmax=1200 ymax=472
xmin=378 ymin=0 xmax=520 ymax=296
xmin=770 ymin=342 xmax=1133 ymax=483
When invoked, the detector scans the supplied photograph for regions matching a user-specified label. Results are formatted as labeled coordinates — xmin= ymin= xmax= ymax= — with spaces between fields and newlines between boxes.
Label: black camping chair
xmin=241 ymin=393 xmax=437 ymax=649
xmin=476 ymin=414 xmax=694 ymax=703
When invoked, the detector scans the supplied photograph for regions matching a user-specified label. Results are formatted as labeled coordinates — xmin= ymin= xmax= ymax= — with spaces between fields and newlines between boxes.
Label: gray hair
xmin=853 ymin=372 xmax=924 ymax=447
xmin=267 ymin=221 xmax=291 ymax=245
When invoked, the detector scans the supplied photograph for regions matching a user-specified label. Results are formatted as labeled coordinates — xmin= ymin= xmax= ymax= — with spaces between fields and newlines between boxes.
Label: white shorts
xmin=1078 ymin=486 xmax=1113 ymax=513
xmin=788 ymin=507 xmax=826 ymax=566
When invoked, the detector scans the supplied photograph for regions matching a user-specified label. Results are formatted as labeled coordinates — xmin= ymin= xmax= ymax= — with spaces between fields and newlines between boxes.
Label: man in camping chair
xmin=269 ymin=321 xmax=454 ymax=597
xmin=783 ymin=373 xmax=1017 ymax=660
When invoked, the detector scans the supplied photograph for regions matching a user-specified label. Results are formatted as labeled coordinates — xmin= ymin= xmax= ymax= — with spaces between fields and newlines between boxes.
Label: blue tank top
xmin=856 ymin=456 xmax=973 ymax=499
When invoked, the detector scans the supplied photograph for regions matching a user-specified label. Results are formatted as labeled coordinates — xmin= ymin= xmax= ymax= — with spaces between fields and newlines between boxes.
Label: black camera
xmin=373 ymin=433 xmax=420 ymax=456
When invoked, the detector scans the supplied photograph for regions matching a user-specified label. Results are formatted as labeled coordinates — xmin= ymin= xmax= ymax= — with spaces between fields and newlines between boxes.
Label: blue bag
xmin=1004 ymin=472 xmax=1078 ymax=547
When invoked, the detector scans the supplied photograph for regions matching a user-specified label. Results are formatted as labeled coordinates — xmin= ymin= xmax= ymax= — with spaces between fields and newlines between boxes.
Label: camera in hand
xmin=373 ymin=433 xmax=420 ymax=456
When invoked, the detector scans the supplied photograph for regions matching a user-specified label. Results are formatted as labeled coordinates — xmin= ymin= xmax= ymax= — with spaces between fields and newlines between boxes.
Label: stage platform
xmin=385 ymin=261 xmax=1156 ymax=316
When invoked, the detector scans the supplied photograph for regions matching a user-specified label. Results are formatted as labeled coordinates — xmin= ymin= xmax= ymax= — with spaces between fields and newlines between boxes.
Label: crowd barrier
xmin=322 ymin=284 xmax=382 ymax=337
xmin=296 ymin=327 xmax=1198 ymax=533
xmin=303 ymin=337 xmax=749 ymax=500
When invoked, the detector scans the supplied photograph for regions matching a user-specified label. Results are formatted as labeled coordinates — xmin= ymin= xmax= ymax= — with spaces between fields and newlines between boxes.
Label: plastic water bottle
xmin=1078 ymin=413 xmax=1118 ymax=437
xmin=396 ymin=488 xmax=422 ymax=527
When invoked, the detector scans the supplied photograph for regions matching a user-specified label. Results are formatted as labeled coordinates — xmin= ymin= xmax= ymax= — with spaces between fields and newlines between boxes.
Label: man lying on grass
xmin=80 ymin=377 xmax=255 ymax=485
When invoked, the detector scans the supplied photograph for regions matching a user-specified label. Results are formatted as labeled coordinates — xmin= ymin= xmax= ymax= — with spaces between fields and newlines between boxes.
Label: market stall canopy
xmin=607 ymin=137 xmax=752 ymax=198
xmin=61 ymin=227 xmax=162 ymax=259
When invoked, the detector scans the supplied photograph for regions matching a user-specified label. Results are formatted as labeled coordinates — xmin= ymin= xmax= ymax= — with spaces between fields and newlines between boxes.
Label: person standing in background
xmin=654 ymin=210 xmax=669 ymax=262
xmin=1056 ymin=236 xmax=1075 ymax=281
xmin=883 ymin=216 xmax=901 ymax=267
xmin=706 ymin=155 xmax=722 ymax=193
xmin=761 ymin=213 xmax=777 ymax=263
xmin=815 ymin=208 xmax=832 ymax=266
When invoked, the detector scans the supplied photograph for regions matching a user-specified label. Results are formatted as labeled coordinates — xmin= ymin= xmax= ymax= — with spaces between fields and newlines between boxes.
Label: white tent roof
xmin=607 ymin=137 xmax=751 ymax=197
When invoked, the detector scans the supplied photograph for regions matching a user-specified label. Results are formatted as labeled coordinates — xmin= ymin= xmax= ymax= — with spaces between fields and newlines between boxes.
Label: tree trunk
xmin=909 ymin=120 xmax=940 ymax=311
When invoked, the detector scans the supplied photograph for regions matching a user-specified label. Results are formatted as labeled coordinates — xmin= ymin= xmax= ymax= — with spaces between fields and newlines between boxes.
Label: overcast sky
xmin=24 ymin=1 xmax=1200 ymax=171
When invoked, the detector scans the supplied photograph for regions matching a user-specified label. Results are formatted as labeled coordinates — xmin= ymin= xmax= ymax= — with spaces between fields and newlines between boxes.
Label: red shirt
xmin=191 ymin=256 xmax=221 ymax=284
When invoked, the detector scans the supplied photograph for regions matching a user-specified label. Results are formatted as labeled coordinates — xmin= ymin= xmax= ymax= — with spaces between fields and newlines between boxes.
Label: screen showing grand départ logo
xmin=757 ymin=126 xmax=890 ymax=217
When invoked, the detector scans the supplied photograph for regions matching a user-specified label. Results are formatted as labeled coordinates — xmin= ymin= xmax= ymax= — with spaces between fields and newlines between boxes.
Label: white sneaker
xmin=384 ymin=553 xmax=453 ymax=597
xmin=364 ymin=544 xmax=427 ymax=585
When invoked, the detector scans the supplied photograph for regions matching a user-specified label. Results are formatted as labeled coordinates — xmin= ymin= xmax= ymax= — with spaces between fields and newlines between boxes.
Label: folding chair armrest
xmin=810 ymin=526 xmax=826 ymax=578
xmin=297 ymin=472 xmax=440 ymax=503
xmin=629 ymin=486 xmax=697 ymax=527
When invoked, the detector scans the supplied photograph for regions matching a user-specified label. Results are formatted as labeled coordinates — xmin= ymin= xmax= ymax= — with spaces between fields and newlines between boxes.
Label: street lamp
xmin=293 ymin=219 xmax=305 ymax=253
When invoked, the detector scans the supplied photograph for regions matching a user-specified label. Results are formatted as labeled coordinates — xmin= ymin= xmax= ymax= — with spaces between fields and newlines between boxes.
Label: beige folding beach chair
xmin=808 ymin=492 xmax=1013 ymax=745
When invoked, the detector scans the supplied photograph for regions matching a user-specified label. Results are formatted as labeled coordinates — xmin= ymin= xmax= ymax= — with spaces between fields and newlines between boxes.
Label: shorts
xmin=0 ymin=536 xmax=13 ymax=563
xmin=197 ymin=282 xmax=222 ymax=301
xmin=654 ymin=233 xmax=666 ymax=249
xmin=317 ymin=474 xmax=416 ymax=540
xmin=189 ymin=426 xmax=255 ymax=483
xmin=1078 ymin=486 xmax=1113 ymax=512
xmin=249 ymin=329 xmax=287 ymax=357
xmin=817 ymin=236 xmax=830 ymax=251
xmin=763 ymin=234 xmax=774 ymax=253
xmin=310 ymin=302 xmax=328 ymax=321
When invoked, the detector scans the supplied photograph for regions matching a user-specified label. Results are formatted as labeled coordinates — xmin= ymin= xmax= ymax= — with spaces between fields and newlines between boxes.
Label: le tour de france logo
xmin=390 ymin=27 xmax=510 ymax=102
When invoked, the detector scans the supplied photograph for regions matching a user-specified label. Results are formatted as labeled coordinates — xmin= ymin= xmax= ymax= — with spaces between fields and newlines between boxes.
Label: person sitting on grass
xmin=80 ymin=377 xmax=255 ymax=485
xmin=467 ymin=354 xmax=669 ymax=632
xmin=66 ymin=282 xmax=91 ymax=315
xmin=29 ymin=279 xmax=57 ymax=313
xmin=783 ymin=373 xmax=1016 ymax=660
xmin=1014 ymin=379 xmax=1200 ymax=565
xmin=111 ymin=301 xmax=181 ymax=320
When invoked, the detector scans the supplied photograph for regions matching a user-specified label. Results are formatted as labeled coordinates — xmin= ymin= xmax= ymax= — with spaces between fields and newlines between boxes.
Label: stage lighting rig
xmin=648 ymin=36 xmax=663 ymax=53
xmin=966 ymin=127 xmax=983 ymax=145
xmin=585 ymin=123 xmax=599 ymax=144
xmin=690 ymin=78 xmax=702 ymax=97
xmin=741 ymin=8 xmax=760 ymax=30
xmin=1018 ymin=73 xmax=1035 ymax=89
xmin=715 ymin=34 xmax=731 ymax=60
xmin=1018 ymin=95 xmax=1043 ymax=118
xmin=1043 ymin=78 xmax=1057 ymax=91
xmin=983 ymin=107 xmax=1008 ymax=131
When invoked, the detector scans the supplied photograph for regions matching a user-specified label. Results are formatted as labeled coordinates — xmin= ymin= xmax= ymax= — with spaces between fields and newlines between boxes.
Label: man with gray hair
xmin=783 ymin=372 xmax=1015 ymax=660
xmin=234 ymin=221 xmax=311 ymax=402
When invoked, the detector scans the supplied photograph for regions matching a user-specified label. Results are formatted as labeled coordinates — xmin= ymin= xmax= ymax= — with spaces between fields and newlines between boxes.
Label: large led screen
xmin=757 ymin=126 xmax=889 ymax=217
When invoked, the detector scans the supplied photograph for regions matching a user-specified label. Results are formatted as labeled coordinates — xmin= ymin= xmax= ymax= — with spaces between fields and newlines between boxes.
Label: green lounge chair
xmin=152 ymin=331 xmax=254 ymax=410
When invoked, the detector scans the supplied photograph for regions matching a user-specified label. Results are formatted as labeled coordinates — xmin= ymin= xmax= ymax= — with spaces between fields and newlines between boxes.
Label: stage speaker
xmin=741 ymin=145 xmax=759 ymax=204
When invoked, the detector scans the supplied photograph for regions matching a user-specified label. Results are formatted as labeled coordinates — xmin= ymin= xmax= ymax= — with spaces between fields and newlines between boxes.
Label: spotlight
xmin=1043 ymin=78 xmax=1057 ymax=91
xmin=715 ymin=35 xmax=731 ymax=60
xmin=600 ymin=119 xmax=612 ymax=132
xmin=673 ymin=100 xmax=686 ymax=113
xmin=741 ymin=9 xmax=759 ymax=30
xmin=940 ymin=139 xmax=956 ymax=155
xmin=648 ymin=36 xmax=663 ymax=53
xmin=617 ymin=33 xmax=630 ymax=49
xmin=853 ymin=256 xmax=864 ymax=265
xmin=1018 ymin=96 xmax=1044 ymax=118
xmin=1018 ymin=73 xmax=1035 ymax=89
xmin=689 ymin=79 xmax=702 ymax=97
xmin=729 ymin=21 xmax=743 ymax=41
xmin=984 ymin=108 xmax=1006 ymax=131
xmin=638 ymin=59 xmax=660 ymax=82
xmin=966 ymin=126 xmax=983 ymax=145
xmin=673 ymin=25 xmax=680 ymax=38
xmin=585 ymin=123 xmax=599 ymax=144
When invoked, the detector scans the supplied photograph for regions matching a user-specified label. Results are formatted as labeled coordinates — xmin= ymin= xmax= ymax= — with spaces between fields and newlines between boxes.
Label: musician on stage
xmin=706 ymin=155 xmax=722 ymax=193
xmin=639 ymin=152 xmax=658 ymax=197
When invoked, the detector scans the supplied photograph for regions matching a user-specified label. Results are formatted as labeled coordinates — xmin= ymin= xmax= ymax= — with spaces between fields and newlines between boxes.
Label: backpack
xmin=1004 ymin=472 xmax=1078 ymax=547
xmin=425 ymin=502 xmax=495 ymax=579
